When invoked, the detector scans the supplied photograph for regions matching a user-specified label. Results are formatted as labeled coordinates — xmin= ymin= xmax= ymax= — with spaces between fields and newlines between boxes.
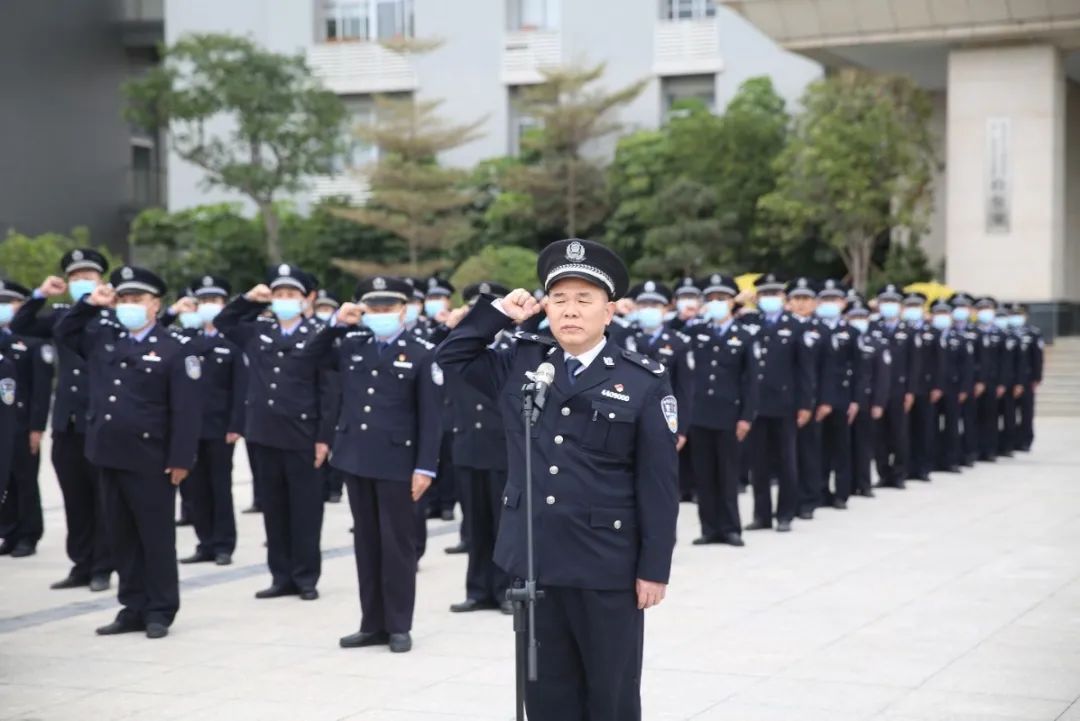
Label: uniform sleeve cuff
xmin=413 ymin=469 xmax=436 ymax=478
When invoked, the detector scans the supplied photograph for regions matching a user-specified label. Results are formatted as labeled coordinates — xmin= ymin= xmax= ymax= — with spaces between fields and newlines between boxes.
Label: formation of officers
xmin=0 ymin=245 xmax=1045 ymax=658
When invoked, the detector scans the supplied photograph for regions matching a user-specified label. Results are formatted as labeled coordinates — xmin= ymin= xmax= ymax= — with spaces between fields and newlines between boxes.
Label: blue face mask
xmin=932 ymin=314 xmax=952 ymax=330
xmin=951 ymin=307 xmax=970 ymax=322
xmin=0 ymin=304 xmax=14 ymax=325
xmin=879 ymin=302 xmax=900 ymax=320
xmin=703 ymin=300 xmax=730 ymax=322
xmin=424 ymin=299 xmax=446 ymax=318
xmin=271 ymin=298 xmax=303 ymax=322
xmin=364 ymin=311 xmax=403 ymax=338
xmin=993 ymin=316 xmax=1009 ymax=330
xmin=624 ymin=309 xmax=639 ymax=325
xmin=676 ymin=298 xmax=698 ymax=314
xmin=539 ymin=317 xmax=550 ymax=330
xmin=198 ymin=303 xmax=222 ymax=324
xmin=116 ymin=303 xmax=149 ymax=330
xmin=1008 ymin=314 xmax=1025 ymax=328
xmin=69 ymin=279 xmax=98 ymax=302
xmin=901 ymin=306 xmax=923 ymax=323
xmin=315 ymin=310 xmax=334 ymax=323
xmin=815 ymin=303 xmax=841 ymax=320
xmin=976 ymin=309 xmax=995 ymax=325
xmin=179 ymin=311 xmax=203 ymax=329
xmin=405 ymin=305 xmax=420 ymax=324
xmin=848 ymin=318 xmax=869 ymax=334
xmin=758 ymin=296 xmax=783 ymax=314
xmin=637 ymin=307 xmax=664 ymax=330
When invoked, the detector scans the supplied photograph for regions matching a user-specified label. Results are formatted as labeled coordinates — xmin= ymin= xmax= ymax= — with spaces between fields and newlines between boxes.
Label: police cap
xmin=537 ymin=238 xmax=629 ymax=300
xmin=111 ymin=266 xmax=166 ymax=297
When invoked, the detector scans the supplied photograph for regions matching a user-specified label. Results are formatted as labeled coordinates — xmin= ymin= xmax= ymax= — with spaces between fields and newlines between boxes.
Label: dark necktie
xmin=565 ymin=357 xmax=583 ymax=385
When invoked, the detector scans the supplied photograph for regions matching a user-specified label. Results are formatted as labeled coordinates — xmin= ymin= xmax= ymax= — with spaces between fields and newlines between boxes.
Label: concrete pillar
xmin=945 ymin=45 xmax=1066 ymax=307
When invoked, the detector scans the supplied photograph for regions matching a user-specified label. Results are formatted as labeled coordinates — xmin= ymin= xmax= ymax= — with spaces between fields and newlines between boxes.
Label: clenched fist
xmin=246 ymin=284 xmax=272 ymax=303
xmin=337 ymin=302 xmax=363 ymax=326
xmin=499 ymin=288 xmax=542 ymax=323
xmin=38 ymin=276 xmax=67 ymax=297
xmin=88 ymin=284 xmax=115 ymax=307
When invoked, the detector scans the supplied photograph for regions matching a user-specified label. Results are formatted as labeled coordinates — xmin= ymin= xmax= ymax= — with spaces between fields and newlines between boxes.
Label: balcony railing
xmin=654 ymin=17 xmax=723 ymax=76
xmin=501 ymin=30 xmax=562 ymax=85
xmin=309 ymin=173 xmax=371 ymax=205
xmin=307 ymin=41 xmax=419 ymax=95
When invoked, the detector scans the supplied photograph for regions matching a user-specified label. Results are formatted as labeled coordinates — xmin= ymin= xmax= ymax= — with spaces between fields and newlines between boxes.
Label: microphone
xmin=529 ymin=362 xmax=556 ymax=424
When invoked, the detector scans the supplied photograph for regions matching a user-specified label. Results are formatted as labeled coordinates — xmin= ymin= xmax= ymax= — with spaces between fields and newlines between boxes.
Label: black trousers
xmin=678 ymin=437 xmax=696 ymax=500
xmin=750 ymin=415 xmax=798 ymax=524
xmin=246 ymin=441 xmax=263 ymax=509
xmin=433 ymin=430 xmax=457 ymax=513
xmin=960 ymin=390 xmax=979 ymax=463
xmin=321 ymin=464 xmax=343 ymax=500
xmin=851 ymin=409 xmax=875 ymax=494
xmin=796 ymin=419 xmax=823 ymax=514
xmin=689 ymin=426 xmax=740 ymax=538
xmin=0 ymin=430 xmax=43 ymax=545
xmin=908 ymin=394 xmax=936 ymax=478
xmin=977 ymin=388 xmax=1001 ymax=459
xmin=345 ymin=474 xmax=417 ymax=634
xmin=875 ymin=394 xmax=909 ymax=485
xmin=415 ymin=487 xmax=430 ymax=559
xmin=459 ymin=467 xmax=508 ymax=603
xmin=527 ymin=585 xmax=644 ymax=721
xmin=52 ymin=430 xmax=111 ymax=577
xmin=821 ymin=410 xmax=853 ymax=502
xmin=100 ymin=466 xmax=179 ymax=627
xmin=187 ymin=439 xmax=237 ymax=556
xmin=934 ymin=395 xmax=963 ymax=470
xmin=1018 ymin=384 xmax=1036 ymax=450
xmin=998 ymin=391 xmax=1018 ymax=455
xmin=249 ymin=443 xmax=323 ymax=591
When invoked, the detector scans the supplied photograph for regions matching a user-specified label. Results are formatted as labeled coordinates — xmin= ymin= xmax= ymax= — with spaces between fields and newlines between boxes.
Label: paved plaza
xmin=2 ymin=418 xmax=1080 ymax=721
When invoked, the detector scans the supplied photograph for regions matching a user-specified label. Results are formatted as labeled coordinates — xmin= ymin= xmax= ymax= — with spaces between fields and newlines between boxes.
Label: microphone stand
xmin=508 ymin=382 xmax=543 ymax=721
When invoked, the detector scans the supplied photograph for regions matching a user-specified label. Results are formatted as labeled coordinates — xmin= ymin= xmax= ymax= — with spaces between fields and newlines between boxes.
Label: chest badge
xmin=0 ymin=378 xmax=14 ymax=406
xmin=602 ymin=356 xmax=615 ymax=368
xmin=601 ymin=384 xmax=630 ymax=402
xmin=661 ymin=395 xmax=678 ymax=434
xmin=393 ymin=353 xmax=414 ymax=370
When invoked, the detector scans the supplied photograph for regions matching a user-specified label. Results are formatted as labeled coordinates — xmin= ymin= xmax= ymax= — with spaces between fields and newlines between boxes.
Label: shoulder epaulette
xmin=621 ymin=348 xmax=665 ymax=376
xmin=674 ymin=330 xmax=691 ymax=344
xmin=408 ymin=335 xmax=435 ymax=350
xmin=512 ymin=330 xmax=557 ymax=346
xmin=255 ymin=315 xmax=275 ymax=324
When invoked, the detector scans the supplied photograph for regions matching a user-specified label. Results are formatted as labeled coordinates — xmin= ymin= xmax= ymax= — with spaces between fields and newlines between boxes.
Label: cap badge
xmin=711 ymin=274 xmax=720 ymax=284
xmin=644 ymin=281 xmax=655 ymax=292
xmin=278 ymin=264 xmax=290 ymax=276
xmin=121 ymin=267 xmax=134 ymax=280
xmin=72 ymin=249 xmax=84 ymax=261
xmin=798 ymin=278 xmax=807 ymax=288
xmin=203 ymin=276 xmax=213 ymax=286
xmin=479 ymin=282 xmax=490 ymax=294
xmin=373 ymin=277 xmax=387 ymax=291
xmin=566 ymin=240 xmax=585 ymax=262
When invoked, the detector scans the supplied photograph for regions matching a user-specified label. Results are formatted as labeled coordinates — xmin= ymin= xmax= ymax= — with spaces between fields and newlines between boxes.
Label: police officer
xmin=902 ymin=292 xmax=940 ymax=482
xmin=313 ymin=289 xmax=340 ymax=325
xmin=172 ymin=276 xmax=243 ymax=566
xmin=846 ymin=295 xmax=889 ymax=497
xmin=973 ymin=296 xmax=1006 ymax=462
xmin=785 ymin=277 xmax=825 ymax=518
xmin=686 ymin=274 xmax=757 ymax=546
xmin=0 ymin=281 xmax=53 ymax=557
xmin=215 ymin=265 xmax=335 ymax=601
xmin=324 ymin=277 xmax=441 ymax=654
xmin=437 ymin=238 xmax=678 ymax=721
xmin=424 ymin=277 xmax=459 ymax=525
xmin=444 ymin=281 xmax=514 ymax=614
xmin=402 ymin=278 xmax=430 ymax=340
xmin=55 ymin=266 xmax=202 ymax=639
xmin=993 ymin=307 xmax=1021 ymax=458
xmin=668 ymin=277 xmax=703 ymax=333
xmin=949 ymin=293 xmax=980 ymax=466
xmin=814 ymin=280 xmax=858 ymax=509
xmin=872 ymin=284 xmax=920 ymax=489
xmin=747 ymin=273 xmax=816 ymax=533
xmin=0 ymin=351 xmax=15 ymax=510
xmin=931 ymin=299 xmax=972 ymax=473
xmin=1009 ymin=303 xmax=1043 ymax=452
xmin=11 ymin=250 xmax=113 ymax=590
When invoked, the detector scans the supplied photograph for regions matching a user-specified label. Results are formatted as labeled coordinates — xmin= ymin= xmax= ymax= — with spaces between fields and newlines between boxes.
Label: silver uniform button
xmin=476 ymin=403 xmax=483 ymax=411
xmin=371 ymin=370 xmax=378 ymax=377
xmin=613 ymin=520 xmax=622 ymax=530
xmin=273 ymin=367 xmax=280 ymax=373
xmin=549 ymin=465 xmax=558 ymax=475
xmin=108 ymin=396 xmax=116 ymax=402
xmin=73 ymin=369 xmax=80 ymax=376
xmin=113 ymin=379 xmax=121 ymax=386
xmin=360 ymin=423 xmax=368 ymax=430
xmin=546 ymin=495 xmax=555 ymax=505
xmin=104 ymin=414 xmax=111 ymax=421
xmin=142 ymin=432 xmax=149 ymax=439
xmin=364 ymin=405 xmax=371 ymax=412
xmin=475 ymin=422 xmax=482 ymax=429
xmin=607 ymin=412 xmax=615 ymax=419
xmin=554 ymin=435 xmax=564 ymax=444
xmin=70 ymin=385 xmax=78 ymax=392
xmin=270 ymin=383 xmax=277 ymax=389
xmin=561 ymin=407 xmax=570 ymax=416
xmin=405 ymin=440 xmax=412 ymax=447
xmin=301 ymin=413 xmax=307 ymax=420
xmin=367 ymin=388 xmax=374 ymax=395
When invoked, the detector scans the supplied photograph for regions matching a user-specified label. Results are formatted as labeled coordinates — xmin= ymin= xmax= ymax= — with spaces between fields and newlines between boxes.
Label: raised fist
xmin=500 ymin=288 xmax=541 ymax=323
xmin=444 ymin=305 xmax=469 ymax=329
xmin=88 ymin=284 xmax=115 ymax=307
xmin=38 ymin=276 xmax=67 ymax=297
xmin=245 ymin=284 xmax=272 ymax=303
xmin=170 ymin=297 xmax=196 ymax=315
xmin=336 ymin=302 xmax=363 ymax=326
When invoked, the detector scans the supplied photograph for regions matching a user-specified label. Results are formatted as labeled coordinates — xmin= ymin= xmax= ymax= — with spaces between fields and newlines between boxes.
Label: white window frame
xmin=664 ymin=0 xmax=715 ymax=20
xmin=320 ymin=0 xmax=413 ymax=42
xmin=507 ymin=0 xmax=560 ymax=32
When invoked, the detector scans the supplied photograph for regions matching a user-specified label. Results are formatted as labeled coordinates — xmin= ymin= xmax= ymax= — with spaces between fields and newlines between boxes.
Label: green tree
xmin=758 ymin=69 xmax=937 ymax=291
xmin=0 ymin=228 xmax=119 ymax=292
xmin=331 ymin=96 xmax=485 ymax=276
xmin=631 ymin=178 xmax=728 ymax=279
xmin=604 ymin=129 xmax=672 ymax=270
xmin=460 ymin=158 xmax=545 ymax=256
xmin=869 ymin=235 xmax=935 ymax=290
xmin=123 ymin=33 xmax=346 ymax=263
xmin=449 ymin=246 xmax=539 ymax=296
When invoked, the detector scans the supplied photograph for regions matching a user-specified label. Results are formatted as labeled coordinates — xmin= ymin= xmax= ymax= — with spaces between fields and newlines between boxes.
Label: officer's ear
xmin=604 ymin=299 xmax=616 ymax=324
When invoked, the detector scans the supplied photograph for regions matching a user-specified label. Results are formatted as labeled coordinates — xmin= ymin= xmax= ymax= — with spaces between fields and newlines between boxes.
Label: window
xmin=320 ymin=0 xmax=412 ymax=42
xmin=663 ymin=0 xmax=715 ymax=20
xmin=506 ymin=0 xmax=560 ymax=31
xmin=335 ymin=97 xmax=379 ymax=171
xmin=507 ymin=87 xmax=540 ymax=156
xmin=661 ymin=75 xmax=716 ymax=119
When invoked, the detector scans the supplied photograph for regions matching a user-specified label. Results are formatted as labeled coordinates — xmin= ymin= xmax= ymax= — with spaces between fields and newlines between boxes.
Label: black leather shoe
xmin=908 ymin=473 xmax=931 ymax=482
xmin=145 ymin=623 xmax=168 ymax=639
xmin=389 ymin=633 xmax=412 ymax=653
xmin=340 ymin=630 xmax=388 ymax=649
xmin=744 ymin=520 xmax=771 ymax=531
xmin=255 ymin=585 xmax=299 ymax=599
xmin=691 ymin=536 xmax=715 ymax=545
xmin=90 ymin=575 xmax=111 ymax=592
xmin=51 ymin=574 xmax=91 ymax=590
xmin=215 ymin=553 xmax=232 ymax=566
xmin=96 ymin=618 xmax=145 ymax=636
xmin=776 ymin=520 xmax=792 ymax=533
xmin=444 ymin=542 xmax=467 ymax=555
xmin=179 ymin=551 xmax=215 ymax=564
xmin=940 ymin=465 xmax=962 ymax=473
xmin=797 ymin=511 xmax=814 ymax=520
xmin=175 ymin=517 xmax=192 ymax=527
xmin=679 ymin=492 xmax=695 ymax=503
xmin=440 ymin=509 xmax=455 ymax=522
xmin=499 ymin=600 xmax=514 ymax=615
xmin=720 ymin=533 xmax=745 ymax=547
xmin=0 ymin=539 xmax=14 ymax=555
xmin=10 ymin=542 xmax=36 ymax=558
xmin=299 ymin=589 xmax=319 ymax=601
xmin=326 ymin=492 xmax=342 ymax=503
xmin=450 ymin=598 xmax=498 ymax=613
xmin=832 ymin=499 xmax=848 ymax=510
xmin=242 ymin=505 xmax=261 ymax=514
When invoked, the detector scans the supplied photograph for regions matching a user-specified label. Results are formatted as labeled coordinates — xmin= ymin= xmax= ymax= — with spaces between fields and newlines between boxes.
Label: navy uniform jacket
xmin=938 ymin=329 xmax=975 ymax=396
xmin=214 ymin=297 xmax=335 ymax=452
xmin=975 ymin=326 xmax=1004 ymax=389
xmin=816 ymin=320 xmax=858 ymax=410
xmin=872 ymin=321 xmax=922 ymax=398
xmin=316 ymin=325 xmax=441 ymax=483
xmin=956 ymin=325 xmax=981 ymax=393
xmin=754 ymin=313 xmax=817 ymax=418
xmin=910 ymin=324 xmax=942 ymax=395
xmin=0 ymin=331 xmax=53 ymax=434
xmin=622 ymin=327 xmax=695 ymax=436
xmin=11 ymin=297 xmax=95 ymax=433
xmin=448 ymin=331 xmax=513 ymax=472
xmin=0 ymin=353 xmax=16 ymax=497
xmin=54 ymin=300 xmax=203 ymax=474
xmin=182 ymin=330 xmax=246 ymax=441
xmin=686 ymin=321 xmax=758 ymax=431
xmin=436 ymin=299 xmax=679 ymax=590
xmin=997 ymin=330 xmax=1019 ymax=389
xmin=853 ymin=332 xmax=891 ymax=410
xmin=1015 ymin=326 xmax=1042 ymax=385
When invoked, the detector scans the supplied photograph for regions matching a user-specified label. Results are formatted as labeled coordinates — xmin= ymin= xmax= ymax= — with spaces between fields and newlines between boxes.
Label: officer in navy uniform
xmin=814 ymin=280 xmax=858 ymax=509
xmin=444 ymin=281 xmax=515 ymax=615
xmin=931 ymin=299 xmax=972 ymax=473
xmin=871 ymin=284 xmax=920 ymax=489
xmin=949 ymin=293 xmax=980 ymax=466
xmin=845 ymin=295 xmax=890 ymax=497
xmin=10 ymin=250 xmax=113 ymax=590
xmin=1009 ymin=303 xmax=1043 ymax=452
xmin=973 ymin=296 xmax=1006 ymax=461
xmin=55 ymin=266 xmax=202 ymax=639
xmin=311 ymin=290 xmax=346 ymax=506
xmin=437 ymin=238 xmax=678 ymax=721
xmin=214 ymin=265 xmax=335 ymax=601
xmin=668 ymin=277 xmax=703 ymax=333
xmin=686 ymin=273 xmax=757 ymax=546
xmin=172 ymin=276 xmax=244 ymax=566
xmin=313 ymin=289 xmax=340 ymax=325
xmin=993 ymin=307 xmax=1021 ymax=457
xmin=0 ymin=352 xmax=15 ymax=508
xmin=0 ymin=281 xmax=53 ymax=557
xmin=747 ymin=273 xmax=816 ymax=533
xmin=902 ymin=292 xmax=940 ymax=481
xmin=322 ymin=277 xmax=441 ymax=654
xmin=424 ymin=277 xmax=460 ymax=526
xmin=785 ymin=277 xmax=826 ymax=519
